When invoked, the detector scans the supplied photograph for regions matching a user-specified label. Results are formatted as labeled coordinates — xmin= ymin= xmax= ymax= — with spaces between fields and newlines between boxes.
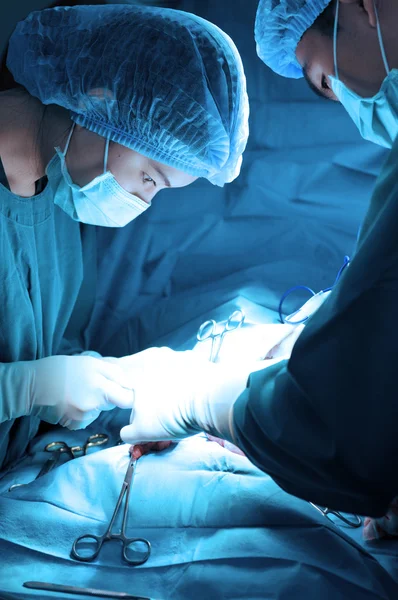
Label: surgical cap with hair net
xmin=255 ymin=0 xmax=331 ymax=79
xmin=7 ymin=4 xmax=249 ymax=186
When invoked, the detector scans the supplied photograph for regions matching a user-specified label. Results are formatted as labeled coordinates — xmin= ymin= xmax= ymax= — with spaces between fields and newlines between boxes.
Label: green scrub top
xmin=0 ymin=173 xmax=97 ymax=469
xmin=233 ymin=136 xmax=398 ymax=518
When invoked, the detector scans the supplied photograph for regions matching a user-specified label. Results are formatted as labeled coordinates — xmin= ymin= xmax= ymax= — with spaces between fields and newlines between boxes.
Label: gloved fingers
xmin=96 ymin=360 xmax=136 ymax=391
xmin=131 ymin=441 xmax=173 ymax=459
xmin=120 ymin=424 xmax=154 ymax=445
xmin=121 ymin=397 xmax=194 ymax=444
xmin=212 ymin=323 xmax=300 ymax=365
xmin=101 ymin=377 xmax=135 ymax=408
xmin=120 ymin=423 xmax=181 ymax=445
xmin=60 ymin=409 xmax=101 ymax=430
xmin=79 ymin=350 xmax=102 ymax=358
xmin=263 ymin=323 xmax=305 ymax=359
xmin=120 ymin=424 xmax=139 ymax=444
xmin=60 ymin=396 xmax=117 ymax=429
xmin=117 ymin=347 xmax=174 ymax=363
xmin=100 ymin=401 xmax=118 ymax=412
xmin=115 ymin=347 xmax=191 ymax=373
xmin=99 ymin=356 xmax=120 ymax=364
xmin=206 ymin=434 xmax=246 ymax=456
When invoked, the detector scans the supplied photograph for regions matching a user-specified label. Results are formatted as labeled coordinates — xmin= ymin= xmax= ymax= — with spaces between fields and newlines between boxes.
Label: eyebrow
xmin=302 ymin=62 xmax=332 ymax=101
xmin=150 ymin=162 xmax=171 ymax=187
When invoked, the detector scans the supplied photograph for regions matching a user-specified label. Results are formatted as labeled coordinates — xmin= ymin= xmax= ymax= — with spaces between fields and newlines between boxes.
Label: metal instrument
xmin=8 ymin=433 xmax=108 ymax=491
xmin=309 ymin=502 xmax=362 ymax=528
xmin=197 ymin=309 xmax=245 ymax=363
xmin=24 ymin=581 xmax=153 ymax=599
xmin=71 ymin=456 xmax=151 ymax=565
xmin=44 ymin=432 xmax=109 ymax=461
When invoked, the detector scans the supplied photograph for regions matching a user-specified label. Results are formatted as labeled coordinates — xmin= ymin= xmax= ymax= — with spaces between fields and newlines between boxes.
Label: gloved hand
xmin=263 ymin=323 xmax=305 ymax=359
xmin=206 ymin=322 xmax=305 ymax=363
xmin=205 ymin=434 xmax=246 ymax=456
xmin=119 ymin=347 xmax=267 ymax=445
xmin=1 ymin=355 xmax=135 ymax=429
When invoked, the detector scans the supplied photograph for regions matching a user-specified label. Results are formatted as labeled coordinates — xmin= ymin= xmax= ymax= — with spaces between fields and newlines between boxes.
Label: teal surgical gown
xmin=0 ymin=177 xmax=97 ymax=469
xmin=233 ymin=136 xmax=398 ymax=518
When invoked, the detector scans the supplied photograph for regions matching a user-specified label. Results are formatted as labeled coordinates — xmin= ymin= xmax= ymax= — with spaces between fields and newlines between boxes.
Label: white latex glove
xmin=119 ymin=347 xmax=272 ymax=445
xmin=284 ymin=290 xmax=331 ymax=324
xmin=263 ymin=323 xmax=305 ymax=359
xmin=198 ymin=322 xmax=305 ymax=364
xmin=0 ymin=355 xmax=135 ymax=429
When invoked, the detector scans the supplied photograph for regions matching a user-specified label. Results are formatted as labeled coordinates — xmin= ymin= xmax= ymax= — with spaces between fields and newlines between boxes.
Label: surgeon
xmin=255 ymin=0 xmax=398 ymax=149
xmin=0 ymin=4 xmax=249 ymax=469
xmin=120 ymin=1 xmax=398 ymax=519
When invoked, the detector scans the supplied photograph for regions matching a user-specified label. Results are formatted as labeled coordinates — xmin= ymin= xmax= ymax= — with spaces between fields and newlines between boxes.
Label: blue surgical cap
xmin=255 ymin=0 xmax=331 ymax=79
xmin=7 ymin=5 xmax=249 ymax=186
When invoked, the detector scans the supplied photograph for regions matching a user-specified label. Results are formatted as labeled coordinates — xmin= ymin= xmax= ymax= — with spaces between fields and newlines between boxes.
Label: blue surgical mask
xmin=329 ymin=0 xmax=398 ymax=149
xmin=46 ymin=124 xmax=150 ymax=227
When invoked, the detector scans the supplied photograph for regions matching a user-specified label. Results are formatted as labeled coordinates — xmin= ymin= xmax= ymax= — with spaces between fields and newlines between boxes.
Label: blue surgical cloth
xmin=0 ymin=180 xmax=97 ymax=470
xmin=7 ymin=5 xmax=249 ymax=186
xmin=1 ymin=435 xmax=397 ymax=600
xmin=255 ymin=0 xmax=331 ymax=78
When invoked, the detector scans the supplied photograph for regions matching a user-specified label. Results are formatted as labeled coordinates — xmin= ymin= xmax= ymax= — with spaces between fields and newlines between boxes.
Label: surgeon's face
xmin=65 ymin=124 xmax=197 ymax=204
xmin=296 ymin=0 xmax=398 ymax=101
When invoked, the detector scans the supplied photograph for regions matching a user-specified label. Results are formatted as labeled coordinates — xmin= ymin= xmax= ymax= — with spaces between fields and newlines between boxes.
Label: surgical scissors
xmin=39 ymin=432 xmax=110 ymax=476
xmin=71 ymin=456 xmax=151 ymax=565
xmin=309 ymin=502 xmax=362 ymax=528
xmin=8 ymin=433 xmax=108 ymax=491
xmin=44 ymin=432 xmax=109 ymax=460
xmin=197 ymin=309 xmax=245 ymax=363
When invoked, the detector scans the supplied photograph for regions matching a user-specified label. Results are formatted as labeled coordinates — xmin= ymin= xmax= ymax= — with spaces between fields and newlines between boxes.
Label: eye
xmin=321 ymin=74 xmax=330 ymax=91
xmin=142 ymin=173 xmax=156 ymax=187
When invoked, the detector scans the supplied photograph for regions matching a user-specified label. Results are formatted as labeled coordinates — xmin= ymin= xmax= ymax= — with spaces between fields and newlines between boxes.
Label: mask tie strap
xmin=333 ymin=0 xmax=340 ymax=80
xmin=103 ymin=138 xmax=110 ymax=174
xmin=62 ymin=123 xmax=76 ymax=157
xmin=373 ymin=1 xmax=390 ymax=75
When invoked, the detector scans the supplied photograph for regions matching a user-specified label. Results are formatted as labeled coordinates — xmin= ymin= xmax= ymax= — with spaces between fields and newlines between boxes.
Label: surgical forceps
xmin=71 ymin=455 xmax=151 ymax=565
xmin=309 ymin=502 xmax=362 ymax=528
xmin=197 ymin=309 xmax=245 ymax=363
xmin=8 ymin=433 xmax=108 ymax=491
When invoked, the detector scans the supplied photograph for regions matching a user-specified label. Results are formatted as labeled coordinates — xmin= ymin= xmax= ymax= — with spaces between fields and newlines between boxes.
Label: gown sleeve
xmin=233 ymin=137 xmax=398 ymax=518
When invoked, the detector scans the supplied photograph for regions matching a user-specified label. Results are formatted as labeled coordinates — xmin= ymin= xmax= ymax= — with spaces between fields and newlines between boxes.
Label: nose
xmin=146 ymin=186 xmax=159 ymax=203
xmin=131 ymin=186 xmax=158 ymax=205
